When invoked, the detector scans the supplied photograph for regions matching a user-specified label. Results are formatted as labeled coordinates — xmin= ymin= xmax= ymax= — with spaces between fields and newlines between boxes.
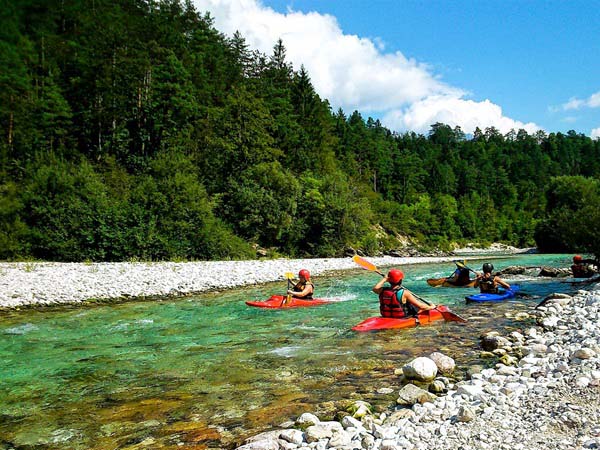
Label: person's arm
xmin=372 ymin=276 xmax=387 ymax=294
xmin=404 ymin=290 xmax=435 ymax=310
xmin=495 ymin=276 xmax=510 ymax=289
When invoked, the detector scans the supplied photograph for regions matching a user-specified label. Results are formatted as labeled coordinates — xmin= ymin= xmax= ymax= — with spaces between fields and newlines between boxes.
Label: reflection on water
xmin=0 ymin=254 xmax=583 ymax=448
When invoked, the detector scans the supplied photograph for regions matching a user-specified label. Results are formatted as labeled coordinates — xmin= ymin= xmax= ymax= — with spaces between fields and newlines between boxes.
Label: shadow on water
xmin=0 ymin=254 xmax=587 ymax=449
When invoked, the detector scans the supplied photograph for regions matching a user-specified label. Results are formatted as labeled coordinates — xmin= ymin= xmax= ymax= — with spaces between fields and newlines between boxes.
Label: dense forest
xmin=1 ymin=0 xmax=599 ymax=261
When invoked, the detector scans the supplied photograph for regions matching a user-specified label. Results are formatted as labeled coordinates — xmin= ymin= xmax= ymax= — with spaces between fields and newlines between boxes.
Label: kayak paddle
xmin=455 ymin=260 xmax=478 ymax=275
xmin=352 ymin=255 xmax=384 ymax=276
xmin=352 ymin=255 xmax=468 ymax=323
xmin=282 ymin=272 xmax=294 ymax=306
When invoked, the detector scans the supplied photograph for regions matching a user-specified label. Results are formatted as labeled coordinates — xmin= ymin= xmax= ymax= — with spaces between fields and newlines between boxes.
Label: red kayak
xmin=246 ymin=295 xmax=331 ymax=309
xmin=352 ymin=306 xmax=448 ymax=332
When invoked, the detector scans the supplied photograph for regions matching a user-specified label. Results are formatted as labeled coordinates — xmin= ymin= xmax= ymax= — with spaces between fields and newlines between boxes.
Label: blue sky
xmin=194 ymin=0 xmax=600 ymax=138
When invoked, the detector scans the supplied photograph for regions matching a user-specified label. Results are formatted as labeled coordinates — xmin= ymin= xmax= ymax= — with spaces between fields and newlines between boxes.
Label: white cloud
xmin=382 ymin=96 xmax=540 ymax=133
xmin=382 ymin=96 xmax=540 ymax=135
xmin=560 ymin=91 xmax=600 ymax=111
xmin=592 ymin=127 xmax=600 ymax=139
xmin=193 ymin=0 xmax=540 ymax=134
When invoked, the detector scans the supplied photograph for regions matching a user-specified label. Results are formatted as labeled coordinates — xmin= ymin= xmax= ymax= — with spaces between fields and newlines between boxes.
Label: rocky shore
xmin=0 ymin=256 xmax=448 ymax=309
xmin=0 ymin=244 xmax=531 ymax=309
xmin=236 ymin=287 xmax=600 ymax=450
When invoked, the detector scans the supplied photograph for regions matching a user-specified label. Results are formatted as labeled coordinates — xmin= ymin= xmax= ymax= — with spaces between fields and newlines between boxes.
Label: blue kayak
xmin=465 ymin=285 xmax=520 ymax=303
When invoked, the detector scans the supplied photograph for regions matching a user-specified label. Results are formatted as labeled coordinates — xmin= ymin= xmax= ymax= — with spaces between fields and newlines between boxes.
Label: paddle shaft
xmin=281 ymin=275 xmax=293 ymax=306
xmin=455 ymin=261 xmax=478 ymax=276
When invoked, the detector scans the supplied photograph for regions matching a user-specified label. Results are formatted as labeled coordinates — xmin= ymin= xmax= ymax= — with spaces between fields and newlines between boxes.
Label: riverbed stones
xmin=376 ymin=387 xmax=395 ymax=395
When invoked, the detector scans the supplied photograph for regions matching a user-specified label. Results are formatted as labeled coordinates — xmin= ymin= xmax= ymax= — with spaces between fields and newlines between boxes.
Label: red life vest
xmin=572 ymin=263 xmax=594 ymax=278
xmin=379 ymin=288 xmax=416 ymax=318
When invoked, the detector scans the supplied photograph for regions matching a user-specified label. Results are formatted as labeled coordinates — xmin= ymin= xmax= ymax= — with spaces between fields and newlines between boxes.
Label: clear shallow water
xmin=0 ymin=254 xmax=583 ymax=449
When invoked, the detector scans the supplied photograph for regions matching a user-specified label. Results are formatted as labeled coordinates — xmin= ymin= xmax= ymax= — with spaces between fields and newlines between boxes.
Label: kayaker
xmin=447 ymin=260 xmax=472 ymax=285
xmin=571 ymin=255 xmax=596 ymax=278
xmin=474 ymin=263 xmax=510 ymax=294
xmin=287 ymin=269 xmax=314 ymax=299
xmin=372 ymin=269 xmax=435 ymax=318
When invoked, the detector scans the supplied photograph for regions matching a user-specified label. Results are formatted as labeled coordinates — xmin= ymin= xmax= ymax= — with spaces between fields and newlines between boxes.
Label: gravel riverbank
xmin=0 ymin=244 xmax=531 ymax=309
xmin=0 ymin=256 xmax=453 ymax=309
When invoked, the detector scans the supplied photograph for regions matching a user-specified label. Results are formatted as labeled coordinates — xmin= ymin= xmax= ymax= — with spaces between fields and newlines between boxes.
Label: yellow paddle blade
xmin=352 ymin=255 xmax=378 ymax=272
xmin=284 ymin=272 xmax=294 ymax=279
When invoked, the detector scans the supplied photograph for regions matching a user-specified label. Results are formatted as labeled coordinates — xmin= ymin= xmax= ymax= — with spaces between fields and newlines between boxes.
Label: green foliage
xmin=220 ymin=161 xmax=301 ymax=248
xmin=289 ymin=171 xmax=374 ymax=257
xmin=126 ymin=150 xmax=254 ymax=260
xmin=1 ymin=0 xmax=600 ymax=261
xmin=535 ymin=176 xmax=600 ymax=259
xmin=0 ymin=181 xmax=30 ymax=258
xmin=22 ymin=157 xmax=113 ymax=261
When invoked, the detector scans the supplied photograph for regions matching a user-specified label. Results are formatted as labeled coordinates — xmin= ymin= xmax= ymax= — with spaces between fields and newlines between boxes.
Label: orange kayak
xmin=427 ymin=277 xmax=477 ymax=288
xmin=246 ymin=295 xmax=331 ymax=309
xmin=352 ymin=307 xmax=447 ymax=332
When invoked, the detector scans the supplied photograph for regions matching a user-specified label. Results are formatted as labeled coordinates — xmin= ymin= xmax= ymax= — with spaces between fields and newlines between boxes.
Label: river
xmin=0 ymin=253 xmax=582 ymax=449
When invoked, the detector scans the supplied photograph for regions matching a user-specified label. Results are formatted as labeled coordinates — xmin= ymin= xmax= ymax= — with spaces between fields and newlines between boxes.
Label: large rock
xmin=456 ymin=405 xmax=476 ymax=422
xmin=279 ymin=429 xmax=304 ymax=445
xmin=235 ymin=441 xmax=279 ymax=450
xmin=573 ymin=348 xmax=596 ymax=360
xmin=295 ymin=412 xmax=320 ymax=426
xmin=538 ymin=266 xmax=570 ymax=277
xmin=236 ymin=431 xmax=281 ymax=450
xmin=402 ymin=357 xmax=438 ymax=382
xmin=328 ymin=429 xmax=352 ymax=448
xmin=500 ymin=266 xmax=527 ymax=275
xmin=480 ymin=332 xmax=511 ymax=351
xmin=396 ymin=383 xmax=437 ymax=405
xmin=428 ymin=352 xmax=455 ymax=375
xmin=305 ymin=421 xmax=343 ymax=443
xmin=346 ymin=400 xmax=372 ymax=418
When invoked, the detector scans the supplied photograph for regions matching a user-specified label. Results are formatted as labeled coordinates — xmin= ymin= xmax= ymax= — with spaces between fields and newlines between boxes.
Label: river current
xmin=0 ymin=254 xmax=583 ymax=449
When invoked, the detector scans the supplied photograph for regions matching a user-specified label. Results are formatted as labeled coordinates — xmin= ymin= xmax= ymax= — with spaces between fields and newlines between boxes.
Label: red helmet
xmin=299 ymin=269 xmax=310 ymax=279
xmin=387 ymin=269 xmax=404 ymax=284
xmin=573 ymin=255 xmax=582 ymax=263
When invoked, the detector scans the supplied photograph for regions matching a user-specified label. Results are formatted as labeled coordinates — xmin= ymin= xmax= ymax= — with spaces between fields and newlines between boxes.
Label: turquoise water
xmin=0 ymin=254 xmax=581 ymax=449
